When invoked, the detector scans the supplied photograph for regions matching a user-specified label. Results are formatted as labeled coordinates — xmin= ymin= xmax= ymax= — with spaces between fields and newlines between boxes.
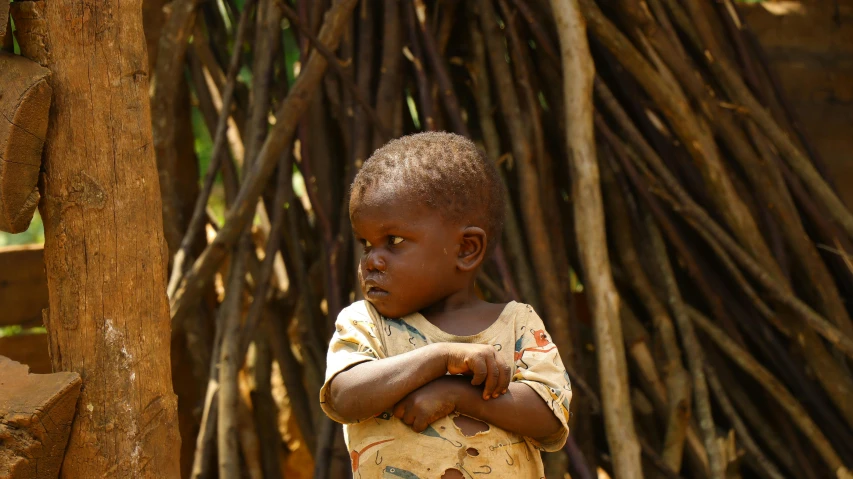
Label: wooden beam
xmin=0 ymin=244 xmax=48 ymax=327
xmin=0 ymin=356 xmax=81 ymax=478
xmin=0 ymin=52 xmax=51 ymax=233
xmin=0 ymin=333 xmax=50 ymax=374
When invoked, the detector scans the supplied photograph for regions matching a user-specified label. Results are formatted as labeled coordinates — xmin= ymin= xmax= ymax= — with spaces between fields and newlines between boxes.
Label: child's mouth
xmin=366 ymin=285 xmax=389 ymax=298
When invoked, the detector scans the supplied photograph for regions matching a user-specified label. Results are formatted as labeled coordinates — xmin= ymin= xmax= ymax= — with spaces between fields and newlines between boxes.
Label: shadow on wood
xmin=0 ymin=333 xmax=50 ymax=374
xmin=0 ymin=245 xmax=48 ymax=328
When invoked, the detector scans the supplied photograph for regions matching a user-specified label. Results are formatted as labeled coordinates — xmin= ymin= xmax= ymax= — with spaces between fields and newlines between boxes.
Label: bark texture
xmin=10 ymin=0 xmax=182 ymax=475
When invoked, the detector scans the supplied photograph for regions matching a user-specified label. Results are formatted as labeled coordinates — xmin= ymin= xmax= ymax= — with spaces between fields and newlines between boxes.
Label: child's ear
xmin=457 ymin=226 xmax=487 ymax=272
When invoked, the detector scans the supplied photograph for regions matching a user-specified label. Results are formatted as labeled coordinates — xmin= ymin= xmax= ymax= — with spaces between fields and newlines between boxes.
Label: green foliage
xmin=0 ymin=211 xmax=44 ymax=246
xmin=0 ymin=325 xmax=46 ymax=338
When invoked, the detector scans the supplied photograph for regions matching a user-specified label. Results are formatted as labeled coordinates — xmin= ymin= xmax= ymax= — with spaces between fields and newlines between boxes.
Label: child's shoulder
xmin=337 ymin=300 xmax=388 ymax=326
xmin=503 ymin=301 xmax=544 ymax=323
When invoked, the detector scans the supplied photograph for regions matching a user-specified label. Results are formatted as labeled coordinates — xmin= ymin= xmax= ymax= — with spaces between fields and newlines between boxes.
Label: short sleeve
xmin=319 ymin=301 xmax=387 ymax=423
xmin=512 ymin=307 xmax=572 ymax=451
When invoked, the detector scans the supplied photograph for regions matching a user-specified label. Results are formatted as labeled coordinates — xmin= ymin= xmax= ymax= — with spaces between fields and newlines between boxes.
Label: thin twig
xmin=167 ymin=1 xmax=256 ymax=301
xmin=170 ymin=0 xmax=360 ymax=325
xmin=277 ymin=1 xmax=390 ymax=139
xmin=687 ymin=306 xmax=845 ymax=472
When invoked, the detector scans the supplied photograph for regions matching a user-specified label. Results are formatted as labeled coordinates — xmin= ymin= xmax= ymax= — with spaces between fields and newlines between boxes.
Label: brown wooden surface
xmin=0 ymin=356 xmax=81 ymax=479
xmin=10 ymin=0 xmax=182 ymax=475
xmin=741 ymin=1 xmax=853 ymax=209
xmin=0 ymin=244 xmax=48 ymax=328
xmin=0 ymin=52 xmax=51 ymax=234
xmin=0 ymin=333 xmax=50 ymax=374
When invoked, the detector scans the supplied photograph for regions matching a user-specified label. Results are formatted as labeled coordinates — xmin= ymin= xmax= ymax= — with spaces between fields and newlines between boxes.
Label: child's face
xmin=351 ymin=189 xmax=466 ymax=319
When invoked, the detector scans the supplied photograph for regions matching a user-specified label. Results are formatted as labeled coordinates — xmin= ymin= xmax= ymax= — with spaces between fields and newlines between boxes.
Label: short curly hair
xmin=350 ymin=132 xmax=505 ymax=253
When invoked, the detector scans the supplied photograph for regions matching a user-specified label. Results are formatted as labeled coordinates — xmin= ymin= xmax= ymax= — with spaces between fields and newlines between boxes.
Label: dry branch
xmin=688 ymin=306 xmax=846 ymax=474
xmin=170 ymin=0 xmax=359 ymax=324
xmin=551 ymin=2 xmax=643 ymax=477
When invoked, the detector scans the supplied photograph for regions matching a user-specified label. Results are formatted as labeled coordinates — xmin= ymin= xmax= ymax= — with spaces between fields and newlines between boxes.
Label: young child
xmin=320 ymin=132 xmax=572 ymax=478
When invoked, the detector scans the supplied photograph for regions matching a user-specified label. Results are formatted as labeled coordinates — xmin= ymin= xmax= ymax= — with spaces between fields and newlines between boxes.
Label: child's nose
xmin=364 ymin=250 xmax=386 ymax=272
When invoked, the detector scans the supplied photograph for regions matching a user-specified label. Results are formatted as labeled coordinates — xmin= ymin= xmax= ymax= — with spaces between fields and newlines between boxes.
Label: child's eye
xmin=389 ymin=236 xmax=404 ymax=245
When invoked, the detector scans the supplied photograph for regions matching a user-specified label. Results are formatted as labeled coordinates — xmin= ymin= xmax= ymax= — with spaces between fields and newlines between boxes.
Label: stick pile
xmin=150 ymin=0 xmax=853 ymax=477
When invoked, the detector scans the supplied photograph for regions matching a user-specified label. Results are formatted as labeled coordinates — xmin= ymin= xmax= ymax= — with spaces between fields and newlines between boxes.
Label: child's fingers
xmin=393 ymin=401 xmax=407 ymax=420
xmin=482 ymin=355 xmax=499 ymax=400
xmin=402 ymin=407 xmax=417 ymax=426
xmin=468 ymin=357 xmax=488 ymax=386
xmin=412 ymin=417 xmax=429 ymax=433
xmin=495 ymin=355 xmax=511 ymax=396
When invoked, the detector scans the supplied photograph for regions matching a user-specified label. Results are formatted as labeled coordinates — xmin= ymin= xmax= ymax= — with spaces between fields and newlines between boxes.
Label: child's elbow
xmin=327 ymin=379 xmax=360 ymax=423
xmin=533 ymin=413 xmax=565 ymax=443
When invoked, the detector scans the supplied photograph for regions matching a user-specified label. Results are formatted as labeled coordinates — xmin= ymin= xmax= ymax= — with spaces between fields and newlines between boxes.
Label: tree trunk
xmin=10 ymin=0 xmax=182 ymax=476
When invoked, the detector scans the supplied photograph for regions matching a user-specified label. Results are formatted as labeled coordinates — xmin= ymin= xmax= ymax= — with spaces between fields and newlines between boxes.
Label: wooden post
xmin=0 ymin=52 xmax=51 ymax=233
xmin=10 ymin=0 xmax=182 ymax=475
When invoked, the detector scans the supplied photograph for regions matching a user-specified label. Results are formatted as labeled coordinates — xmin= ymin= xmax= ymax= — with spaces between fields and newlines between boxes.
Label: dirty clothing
xmin=320 ymin=300 xmax=572 ymax=478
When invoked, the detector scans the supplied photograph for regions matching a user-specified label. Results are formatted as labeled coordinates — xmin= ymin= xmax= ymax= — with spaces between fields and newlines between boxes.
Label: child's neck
xmin=420 ymin=286 xmax=508 ymax=337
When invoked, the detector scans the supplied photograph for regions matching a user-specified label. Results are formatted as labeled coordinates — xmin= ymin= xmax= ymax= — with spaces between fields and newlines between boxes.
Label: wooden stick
xmin=704 ymin=363 xmax=786 ymax=479
xmin=466 ymin=13 xmax=539 ymax=310
xmin=645 ymin=201 xmax=725 ymax=479
xmin=150 ymin=0 xmax=205 ymax=255
xmin=244 ymin=0 xmax=282 ymax=169
xmin=170 ymin=0 xmax=359 ymax=325
xmin=681 ymin=0 xmax=853 ymax=241
xmin=239 ymin=149 xmax=292 ymax=361
xmin=167 ymin=1 xmax=256 ymax=301
xmin=480 ymin=0 xmax=575 ymax=368
xmin=249 ymin=335 xmax=284 ymax=478
xmin=217 ymin=233 xmax=252 ymax=478
xmin=687 ymin=306 xmax=846 ymax=474
xmin=404 ymin=0 xmax=436 ymax=131
xmin=278 ymin=1 xmax=390 ymax=140
xmin=602 ymin=160 xmax=692 ymax=474
xmin=350 ymin=0 xmax=375 ymax=179
xmin=373 ymin=0 xmax=404 ymax=147
xmin=596 ymin=80 xmax=853 ymax=360
xmin=412 ymin=0 xmax=469 ymax=136
xmin=550 ymin=1 xmax=642 ymax=477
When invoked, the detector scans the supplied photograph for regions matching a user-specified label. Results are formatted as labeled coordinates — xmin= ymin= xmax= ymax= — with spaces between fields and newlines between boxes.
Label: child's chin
xmin=367 ymin=299 xmax=413 ymax=320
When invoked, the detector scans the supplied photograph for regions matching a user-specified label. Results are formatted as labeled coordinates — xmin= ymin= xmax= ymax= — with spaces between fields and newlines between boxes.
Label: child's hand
xmin=393 ymin=378 xmax=459 ymax=432
xmin=440 ymin=343 xmax=511 ymax=400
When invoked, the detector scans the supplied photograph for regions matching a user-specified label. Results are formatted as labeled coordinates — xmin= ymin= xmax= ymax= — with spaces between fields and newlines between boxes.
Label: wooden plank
xmin=0 ymin=244 xmax=48 ymax=327
xmin=0 ymin=356 xmax=81 ymax=479
xmin=0 ymin=333 xmax=50 ymax=374
xmin=0 ymin=52 xmax=51 ymax=233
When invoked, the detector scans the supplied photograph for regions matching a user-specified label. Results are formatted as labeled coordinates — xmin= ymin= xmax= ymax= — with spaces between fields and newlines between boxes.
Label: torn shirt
xmin=320 ymin=300 xmax=572 ymax=478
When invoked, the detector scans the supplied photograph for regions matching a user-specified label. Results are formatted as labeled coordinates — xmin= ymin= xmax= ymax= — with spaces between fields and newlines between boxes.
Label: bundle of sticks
xmin=149 ymin=0 xmax=853 ymax=477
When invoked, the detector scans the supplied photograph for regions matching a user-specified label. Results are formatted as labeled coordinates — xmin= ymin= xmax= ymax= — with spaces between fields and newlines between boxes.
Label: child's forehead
xmin=350 ymin=188 xmax=457 ymax=231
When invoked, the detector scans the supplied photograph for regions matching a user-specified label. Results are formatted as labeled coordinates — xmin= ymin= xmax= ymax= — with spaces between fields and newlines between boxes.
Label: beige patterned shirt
xmin=320 ymin=301 xmax=572 ymax=478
